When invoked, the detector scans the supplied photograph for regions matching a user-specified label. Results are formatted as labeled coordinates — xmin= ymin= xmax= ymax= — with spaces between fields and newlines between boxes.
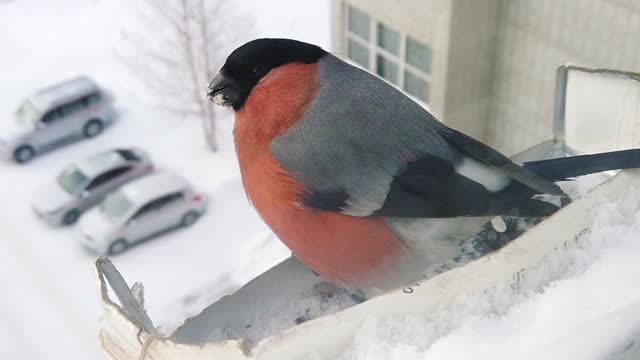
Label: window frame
xmin=130 ymin=201 xmax=157 ymax=222
xmin=347 ymin=37 xmax=370 ymax=69
xmin=60 ymin=98 xmax=86 ymax=117
xmin=344 ymin=5 xmax=432 ymax=103
xmin=41 ymin=108 xmax=63 ymax=125
xmin=375 ymin=53 xmax=399 ymax=85
xmin=376 ymin=22 xmax=400 ymax=56
xmin=405 ymin=36 xmax=432 ymax=75
xmin=130 ymin=191 xmax=184 ymax=222
xmin=347 ymin=5 xmax=370 ymax=41
xmin=86 ymin=166 xmax=132 ymax=191
xmin=83 ymin=92 xmax=102 ymax=107
xmin=403 ymin=69 xmax=430 ymax=103
xmin=153 ymin=192 xmax=185 ymax=209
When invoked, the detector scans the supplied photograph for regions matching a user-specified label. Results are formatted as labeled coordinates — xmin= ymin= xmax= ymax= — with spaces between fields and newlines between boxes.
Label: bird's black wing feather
xmin=302 ymin=189 xmax=350 ymax=211
xmin=373 ymin=155 xmax=497 ymax=217
xmin=438 ymin=127 xmax=564 ymax=196
xmin=301 ymin=154 xmax=558 ymax=218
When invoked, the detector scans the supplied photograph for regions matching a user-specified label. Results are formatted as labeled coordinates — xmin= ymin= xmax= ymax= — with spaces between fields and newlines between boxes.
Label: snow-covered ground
xmin=2 ymin=1 xmax=640 ymax=360
xmin=342 ymin=186 xmax=640 ymax=360
xmin=0 ymin=1 xmax=328 ymax=359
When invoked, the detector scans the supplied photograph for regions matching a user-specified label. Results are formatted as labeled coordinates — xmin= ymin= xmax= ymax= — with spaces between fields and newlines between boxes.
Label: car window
xmin=41 ymin=109 xmax=62 ymax=125
xmin=130 ymin=201 xmax=157 ymax=221
xmin=116 ymin=149 xmax=141 ymax=162
xmin=57 ymin=165 xmax=90 ymax=195
xmin=130 ymin=192 xmax=184 ymax=221
xmin=60 ymin=99 xmax=85 ymax=116
xmin=130 ymin=197 xmax=164 ymax=220
xmin=15 ymin=100 xmax=41 ymax=126
xmin=101 ymin=191 xmax=134 ymax=219
xmin=83 ymin=92 xmax=102 ymax=106
xmin=154 ymin=192 xmax=184 ymax=208
xmin=86 ymin=166 xmax=132 ymax=191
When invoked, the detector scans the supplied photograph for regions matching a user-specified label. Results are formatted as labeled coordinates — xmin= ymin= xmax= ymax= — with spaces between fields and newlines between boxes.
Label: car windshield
xmin=57 ymin=165 xmax=89 ymax=195
xmin=15 ymin=100 xmax=41 ymax=126
xmin=100 ymin=191 xmax=134 ymax=219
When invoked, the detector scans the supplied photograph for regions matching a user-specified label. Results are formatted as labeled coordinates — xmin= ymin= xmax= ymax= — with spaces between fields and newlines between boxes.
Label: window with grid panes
xmin=345 ymin=5 xmax=432 ymax=104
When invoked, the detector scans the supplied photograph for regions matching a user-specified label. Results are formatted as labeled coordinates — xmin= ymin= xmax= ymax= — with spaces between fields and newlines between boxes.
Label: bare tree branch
xmin=196 ymin=0 xmax=217 ymax=151
xmin=119 ymin=0 xmax=252 ymax=152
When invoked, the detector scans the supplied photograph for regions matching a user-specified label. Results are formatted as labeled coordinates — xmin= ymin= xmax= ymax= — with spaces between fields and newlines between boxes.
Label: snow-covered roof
xmin=75 ymin=150 xmax=130 ymax=177
xmin=121 ymin=172 xmax=190 ymax=205
xmin=30 ymin=76 xmax=100 ymax=111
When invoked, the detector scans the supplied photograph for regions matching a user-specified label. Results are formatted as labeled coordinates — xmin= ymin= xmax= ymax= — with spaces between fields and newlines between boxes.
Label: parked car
xmin=0 ymin=76 xmax=116 ymax=163
xmin=31 ymin=148 xmax=153 ymax=226
xmin=79 ymin=172 xmax=209 ymax=255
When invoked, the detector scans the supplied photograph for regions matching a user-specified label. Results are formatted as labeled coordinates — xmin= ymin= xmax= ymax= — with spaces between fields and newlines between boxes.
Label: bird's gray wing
xmin=270 ymin=54 xmax=559 ymax=218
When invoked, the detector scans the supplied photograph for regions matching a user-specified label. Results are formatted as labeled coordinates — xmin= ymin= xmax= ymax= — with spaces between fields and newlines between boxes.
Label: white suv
xmin=0 ymin=76 xmax=117 ymax=163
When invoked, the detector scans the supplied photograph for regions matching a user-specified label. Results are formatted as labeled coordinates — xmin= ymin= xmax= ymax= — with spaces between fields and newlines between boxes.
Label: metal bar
xmin=553 ymin=65 xmax=569 ymax=150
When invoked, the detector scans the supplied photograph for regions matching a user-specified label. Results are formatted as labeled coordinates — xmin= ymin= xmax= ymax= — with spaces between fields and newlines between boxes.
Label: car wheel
xmin=13 ymin=145 xmax=35 ymax=164
xmin=108 ymin=239 xmax=129 ymax=255
xmin=181 ymin=211 xmax=200 ymax=227
xmin=83 ymin=119 xmax=103 ymax=138
xmin=62 ymin=209 xmax=81 ymax=226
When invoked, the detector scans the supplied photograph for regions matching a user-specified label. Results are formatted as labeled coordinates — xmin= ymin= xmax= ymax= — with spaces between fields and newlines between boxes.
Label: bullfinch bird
xmin=208 ymin=38 xmax=640 ymax=296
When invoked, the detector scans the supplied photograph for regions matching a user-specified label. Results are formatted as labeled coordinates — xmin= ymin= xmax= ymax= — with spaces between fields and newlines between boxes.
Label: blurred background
xmin=2 ymin=0 xmax=640 ymax=359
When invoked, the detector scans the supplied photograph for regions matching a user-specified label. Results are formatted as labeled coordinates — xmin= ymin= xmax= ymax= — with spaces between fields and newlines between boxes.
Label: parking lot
xmin=0 ymin=0 xmax=328 ymax=358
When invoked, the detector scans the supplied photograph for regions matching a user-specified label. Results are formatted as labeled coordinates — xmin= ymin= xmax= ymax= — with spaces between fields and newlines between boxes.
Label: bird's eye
xmin=252 ymin=65 xmax=267 ymax=76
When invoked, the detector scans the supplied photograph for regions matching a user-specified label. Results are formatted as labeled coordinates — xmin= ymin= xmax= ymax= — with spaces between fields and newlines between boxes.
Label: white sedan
xmin=31 ymin=148 xmax=153 ymax=226
xmin=79 ymin=172 xmax=209 ymax=255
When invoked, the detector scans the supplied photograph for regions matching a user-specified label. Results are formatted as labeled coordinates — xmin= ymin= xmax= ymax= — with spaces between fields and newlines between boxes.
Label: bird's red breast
xmin=233 ymin=62 xmax=409 ymax=291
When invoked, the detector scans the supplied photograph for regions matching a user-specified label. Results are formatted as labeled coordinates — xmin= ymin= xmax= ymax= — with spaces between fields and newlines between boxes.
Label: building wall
xmin=332 ymin=1 xmax=640 ymax=155
xmin=331 ymin=0 xmax=452 ymax=118
xmin=331 ymin=0 xmax=499 ymax=141
xmin=489 ymin=0 xmax=640 ymax=154
xmin=443 ymin=0 xmax=499 ymax=140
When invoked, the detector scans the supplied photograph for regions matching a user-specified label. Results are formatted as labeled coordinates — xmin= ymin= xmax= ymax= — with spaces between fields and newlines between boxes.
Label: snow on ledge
xmin=95 ymin=169 xmax=640 ymax=360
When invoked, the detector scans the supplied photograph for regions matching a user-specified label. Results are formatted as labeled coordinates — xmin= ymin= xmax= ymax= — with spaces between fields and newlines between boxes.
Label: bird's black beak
xmin=207 ymin=70 xmax=255 ymax=111
xmin=207 ymin=72 xmax=230 ymax=107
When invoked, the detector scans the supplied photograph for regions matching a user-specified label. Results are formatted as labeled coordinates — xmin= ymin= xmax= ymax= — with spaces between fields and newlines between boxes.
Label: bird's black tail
xmin=522 ymin=149 xmax=640 ymax=181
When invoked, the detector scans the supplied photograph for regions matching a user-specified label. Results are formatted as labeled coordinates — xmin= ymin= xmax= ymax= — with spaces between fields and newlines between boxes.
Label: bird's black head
xmin=207 ymin=38 xmax=327 ymax=111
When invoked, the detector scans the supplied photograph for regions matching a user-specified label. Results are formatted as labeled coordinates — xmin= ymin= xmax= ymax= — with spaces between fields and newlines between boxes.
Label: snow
xmin=341 ymin=183 xmax=640 ymax=360
xmin=0 ymin=0 xmax=328 ymax=359
xmin=2 ymin=1 xmax=640 ymax=360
